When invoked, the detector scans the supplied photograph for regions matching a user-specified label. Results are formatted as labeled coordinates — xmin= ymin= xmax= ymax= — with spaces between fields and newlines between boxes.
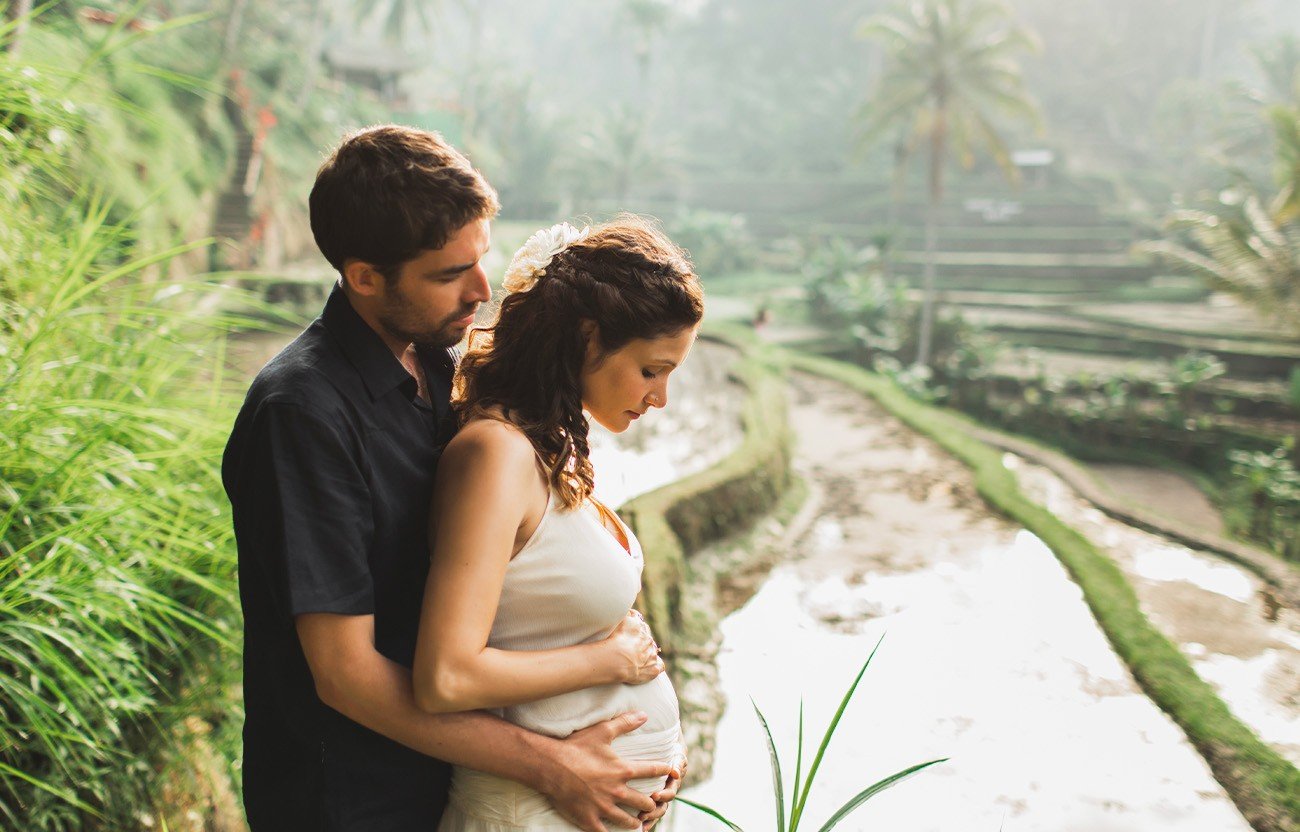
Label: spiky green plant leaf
xmin=677 ymin=797 xmax=747 ymax=832
xmin=750 ymin=697 xmax=786 ymax=832
xmin=789 ymin=636 xmax=885 ymax=831
xmin=815 ymin=758 xmax=949 ymax=832
xmin=686 ymin=637 xmax=945 ymax=832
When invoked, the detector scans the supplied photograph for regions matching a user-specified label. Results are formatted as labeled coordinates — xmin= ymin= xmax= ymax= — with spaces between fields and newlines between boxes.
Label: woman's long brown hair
xmin=453 ymin=216 xmax=704 ymax=509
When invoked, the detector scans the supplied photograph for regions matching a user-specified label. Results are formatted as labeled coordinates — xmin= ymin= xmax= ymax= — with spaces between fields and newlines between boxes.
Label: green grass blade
xmin=678 ymin=797 xmax=747 ymax=832
xmin=815 ymin=758 xmax=948 ymax=832
xmin=792 ymin=698 xmax=804 ymax=830
xmin=751 ymin=697 xmax=786 ymax=832
xmin=790 ymin=635 xmax=885 ymax=831
xmin=0 ymin=761 xmax=101 ymax=816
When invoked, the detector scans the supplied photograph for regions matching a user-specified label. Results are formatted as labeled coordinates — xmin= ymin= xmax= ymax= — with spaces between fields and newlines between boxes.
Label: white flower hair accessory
xmin=502 ymin=222 xmax=590 ymax=294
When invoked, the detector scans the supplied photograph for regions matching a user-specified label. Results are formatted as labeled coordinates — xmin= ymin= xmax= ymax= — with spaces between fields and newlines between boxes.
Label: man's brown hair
xmin=309 ymin=125 xmax=500 ymax=280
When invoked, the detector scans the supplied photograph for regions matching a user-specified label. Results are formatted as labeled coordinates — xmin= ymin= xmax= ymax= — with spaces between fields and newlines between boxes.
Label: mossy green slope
xmin=622 ymin=326 xmax=793 ymax=652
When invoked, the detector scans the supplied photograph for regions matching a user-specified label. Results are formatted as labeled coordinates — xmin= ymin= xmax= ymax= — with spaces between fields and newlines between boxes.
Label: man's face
xmin=375 ymin=219 xmax=492 ymax=349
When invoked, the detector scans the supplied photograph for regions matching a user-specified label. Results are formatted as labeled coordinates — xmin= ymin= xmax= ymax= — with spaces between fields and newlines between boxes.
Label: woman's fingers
xmin=617 ymin=786 xmax=658 ymax=814
xmin=632 ymin=650 xmax=665 ymax=683
xmin=601 ymin=802 xmax=643 ymax=830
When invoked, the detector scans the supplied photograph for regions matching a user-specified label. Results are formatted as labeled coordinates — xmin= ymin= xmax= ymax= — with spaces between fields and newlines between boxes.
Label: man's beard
xmin=378 ymin=294 xmax=476 ymax=349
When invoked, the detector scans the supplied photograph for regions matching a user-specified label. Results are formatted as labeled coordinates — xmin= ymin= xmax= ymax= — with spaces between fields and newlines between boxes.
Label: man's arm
xmin=298 ymin=612 xmax=672 ymax=832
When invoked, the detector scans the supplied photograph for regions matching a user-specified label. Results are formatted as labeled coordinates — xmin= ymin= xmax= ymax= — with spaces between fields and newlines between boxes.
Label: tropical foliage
xmin=1143 ymin=191 xmax=1300 ymax=337
xmin=0 ymin=23 xmax=249 ymax=831
xmin=1141 ymin=42 xmax=1300 ymax=334
xmin=1229 ymin=443 xmax=1300 ymax=561
xmin=571 ymin=102 xmax=683 ymax=202
xmin=667 ymin=208 xmax=756 ymax=278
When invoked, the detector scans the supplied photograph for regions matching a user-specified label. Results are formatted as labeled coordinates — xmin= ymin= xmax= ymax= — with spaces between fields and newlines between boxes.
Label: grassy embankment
xmin=1 ymin=154 xmax=249 ymax=832
xmin=0 ymin=22 xmax=261 ymax=829
xmin=787 ymin=352 xmax=1300 ymax=832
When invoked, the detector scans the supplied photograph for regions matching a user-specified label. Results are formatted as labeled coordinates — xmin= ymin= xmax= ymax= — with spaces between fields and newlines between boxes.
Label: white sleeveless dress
xmin=436 ymin=490 xmax=683 ymax=832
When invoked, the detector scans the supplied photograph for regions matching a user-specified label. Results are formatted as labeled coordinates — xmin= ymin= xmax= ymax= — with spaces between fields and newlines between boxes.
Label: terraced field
xmin=675 ymin=173 xmax=1299 ymax=452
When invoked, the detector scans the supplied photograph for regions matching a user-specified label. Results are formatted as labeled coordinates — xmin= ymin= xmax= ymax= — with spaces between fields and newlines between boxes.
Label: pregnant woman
xmin=412 ymin=217 xmax=703 ymax=832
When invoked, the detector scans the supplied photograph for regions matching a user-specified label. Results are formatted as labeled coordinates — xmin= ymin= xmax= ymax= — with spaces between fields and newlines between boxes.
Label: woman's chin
xmin=590 ymin=411 xmax=633 ymax=434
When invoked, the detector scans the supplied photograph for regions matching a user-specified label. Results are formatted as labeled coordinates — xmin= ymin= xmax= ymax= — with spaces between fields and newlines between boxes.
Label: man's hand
xmin=538 ymin=712 xmax=672 ymax=832
xmin=640 ymin=737 xmax=687 ymax=831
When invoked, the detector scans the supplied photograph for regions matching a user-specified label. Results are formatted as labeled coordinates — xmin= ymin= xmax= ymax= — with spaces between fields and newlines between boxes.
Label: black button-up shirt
xmin=222 ymin=286 xmax=458 ymax=831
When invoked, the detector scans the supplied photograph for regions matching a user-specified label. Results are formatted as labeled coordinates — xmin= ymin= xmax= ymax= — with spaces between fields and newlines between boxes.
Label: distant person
xmin=411 ymin=217 xmax=700 ymax=831
xmin=222 ymin=126 xmax=683 ymax=832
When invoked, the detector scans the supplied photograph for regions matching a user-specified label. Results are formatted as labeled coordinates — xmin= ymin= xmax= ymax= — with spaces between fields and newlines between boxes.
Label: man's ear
xmin=341 ymin=259 xmax=385 ymax=297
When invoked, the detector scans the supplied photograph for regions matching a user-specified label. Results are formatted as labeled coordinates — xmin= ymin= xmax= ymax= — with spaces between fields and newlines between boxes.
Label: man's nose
xmin=464 ymin=264 xmax=491 ymax=304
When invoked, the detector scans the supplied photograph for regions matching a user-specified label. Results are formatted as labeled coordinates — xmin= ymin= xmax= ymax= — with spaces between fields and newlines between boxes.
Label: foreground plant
xmin=0 ymin=26 xmax=257 ymax=830
xmin=680 ymin=637 xmax=946 ymax=832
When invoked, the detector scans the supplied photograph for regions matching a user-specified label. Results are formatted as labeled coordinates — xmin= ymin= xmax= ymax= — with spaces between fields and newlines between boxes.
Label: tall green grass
xmin=1 ymin=31 xmax=246 ymax=831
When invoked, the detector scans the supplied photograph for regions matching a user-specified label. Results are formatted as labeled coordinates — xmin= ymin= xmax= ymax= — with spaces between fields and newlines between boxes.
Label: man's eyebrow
xmin=435 ymin=261 xmax=476 ymax=275
xmin=435 ymin=245 xmax=490 ymax=275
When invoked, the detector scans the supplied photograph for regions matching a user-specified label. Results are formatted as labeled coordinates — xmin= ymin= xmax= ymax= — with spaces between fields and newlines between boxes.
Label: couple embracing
xmin=222 ymin=125 xmax=701 ymax=832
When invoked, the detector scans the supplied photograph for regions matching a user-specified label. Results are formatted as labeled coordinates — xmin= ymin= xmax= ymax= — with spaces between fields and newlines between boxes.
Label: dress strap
xmin=590 ymin=497 xmax=632 ymax=556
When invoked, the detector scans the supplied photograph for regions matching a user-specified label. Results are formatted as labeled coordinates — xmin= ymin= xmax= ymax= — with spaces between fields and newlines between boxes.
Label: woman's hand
xmin=604 ymin=611 xmax=664 ymax=685
xmin=640 ymin=732 xmax=687 ymax=831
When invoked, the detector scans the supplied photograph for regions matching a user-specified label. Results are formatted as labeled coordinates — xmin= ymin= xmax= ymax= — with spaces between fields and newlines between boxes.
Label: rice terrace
xmin=1 ymin=2 xmax=1298 ymax=831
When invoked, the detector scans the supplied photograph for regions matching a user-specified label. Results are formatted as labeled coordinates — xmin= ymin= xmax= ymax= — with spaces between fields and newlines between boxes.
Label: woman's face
xmin=581 ymin=326 xmax=698 ymax=434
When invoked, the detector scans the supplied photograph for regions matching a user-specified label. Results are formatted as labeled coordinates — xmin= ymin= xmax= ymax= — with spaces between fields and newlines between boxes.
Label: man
xmin=223 ymin=125 xmax=681 ymax=832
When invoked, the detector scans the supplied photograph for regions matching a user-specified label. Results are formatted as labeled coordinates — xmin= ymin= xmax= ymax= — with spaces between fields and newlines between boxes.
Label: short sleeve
xmin=234 ymin=401 xmax=375 ymax=618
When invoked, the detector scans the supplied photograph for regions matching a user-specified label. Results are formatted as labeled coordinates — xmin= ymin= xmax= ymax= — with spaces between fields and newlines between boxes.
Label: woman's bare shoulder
xmin=441 ymin=417 xmax=537 ymax=475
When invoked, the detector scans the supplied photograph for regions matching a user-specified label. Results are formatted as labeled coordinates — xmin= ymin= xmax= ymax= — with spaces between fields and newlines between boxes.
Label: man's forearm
xmin=318 ymin=646 xmax=559 ymax=792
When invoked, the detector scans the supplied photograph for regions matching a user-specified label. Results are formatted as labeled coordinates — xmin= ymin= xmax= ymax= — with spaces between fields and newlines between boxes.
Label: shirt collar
xmin=319 ymin=285 xmax=460 ymax=402
xmin=320 ymin=285 xmax=415 ymax=401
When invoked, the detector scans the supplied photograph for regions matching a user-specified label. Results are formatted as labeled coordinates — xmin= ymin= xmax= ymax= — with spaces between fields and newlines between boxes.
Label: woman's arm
xmin=412 ymin=421 xmax=662 ymax=714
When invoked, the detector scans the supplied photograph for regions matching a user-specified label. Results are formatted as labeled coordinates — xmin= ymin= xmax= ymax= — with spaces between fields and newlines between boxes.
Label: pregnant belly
xmin=501 ymin=673 xmax=679 ymax=740
xmin=447 ymin=722 xmax=680 ymax=829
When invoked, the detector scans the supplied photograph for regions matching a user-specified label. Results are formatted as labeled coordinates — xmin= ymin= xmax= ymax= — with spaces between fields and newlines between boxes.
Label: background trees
xmin=857 ymin=0 xmax=1041 ymax=369
xmin=1144 ymin=107 xmax=1300 ymax=336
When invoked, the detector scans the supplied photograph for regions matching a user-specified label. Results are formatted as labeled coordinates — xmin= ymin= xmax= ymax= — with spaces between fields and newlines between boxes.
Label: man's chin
xmin=412 ymin=324 xmax=469 ymax=350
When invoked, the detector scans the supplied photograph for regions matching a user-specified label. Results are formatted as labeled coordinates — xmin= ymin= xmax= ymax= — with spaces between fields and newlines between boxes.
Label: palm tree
xmin=1142 ymin=101 xmax=1300 ymax=336
xmin=857 ymin=0 xmax=1040 ymax=369
xmin=1252 ymin=35 xmax=1300 ymax=105
xmin=1143 ymin=194 xmax=1300 ymax=337
xmin=620 ymin=0 xmax=673 ymax=91
xmin=574 ymin=103 xmax=682 ymax=203
xmin=368 ymin=0 xmax=444 ymax=48
xmin=1270 ymin=104 xmax=1300 ymax=225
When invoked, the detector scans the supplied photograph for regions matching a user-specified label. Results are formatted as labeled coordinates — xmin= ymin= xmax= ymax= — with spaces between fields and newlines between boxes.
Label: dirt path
xmin=1083 ymin=463 xmax=1225 ymax=537
xmin=671 ymin=373 xmax=1251 ymax=832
